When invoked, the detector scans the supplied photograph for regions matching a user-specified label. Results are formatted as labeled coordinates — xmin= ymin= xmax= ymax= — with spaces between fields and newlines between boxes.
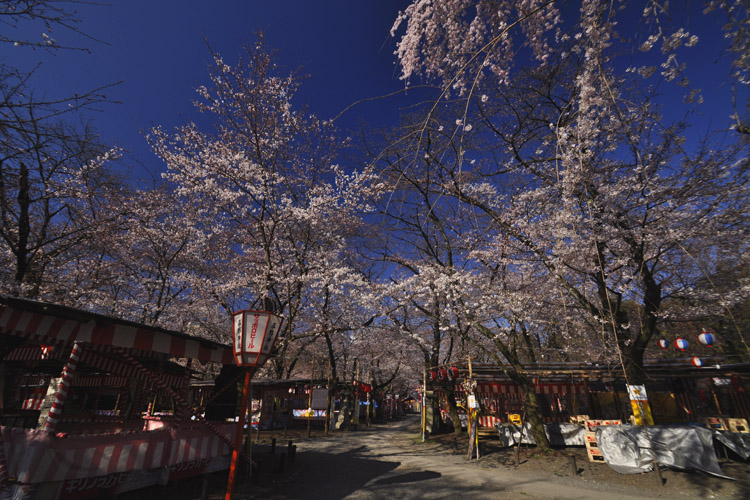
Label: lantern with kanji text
xmin=232 ymin=310 xmax=283 ymax=367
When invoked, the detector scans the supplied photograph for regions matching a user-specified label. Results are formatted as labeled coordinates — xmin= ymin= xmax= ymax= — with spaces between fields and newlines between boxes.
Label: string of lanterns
xmin=657 ymin=329 xmax=715 ymax=367
xmin=429 ymin=366 xmax=460 ymax=382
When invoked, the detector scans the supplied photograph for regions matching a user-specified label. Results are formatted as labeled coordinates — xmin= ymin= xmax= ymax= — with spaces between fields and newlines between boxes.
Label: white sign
xmin=311 ymin=388 xmax=328 ymax=410
xmin=233 ymin=314 xmax=244 ymax=355
xmin=244 ymin=312 xmax=269 ymax=354
xmin=261 ymin=316 xmax=279 ymax=354
xmin=627 ymin=384 xmax=648 ymax=401
xmin=467 ymin=394 xmax=479 ymax=409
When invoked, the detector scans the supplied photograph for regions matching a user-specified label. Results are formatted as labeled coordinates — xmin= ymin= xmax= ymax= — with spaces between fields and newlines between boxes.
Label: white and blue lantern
xmin=674 ymin=337 xmax=688 ymax=351
xmin=698 ymin=331 xmax=715 ymax=347
xmin=658 ymin=339 xmax=669 ymax=350
xmin=691 ymin=356 xmax=704 ymax=368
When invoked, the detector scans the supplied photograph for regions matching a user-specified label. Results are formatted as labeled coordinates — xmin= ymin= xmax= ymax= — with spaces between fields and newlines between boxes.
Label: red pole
xmin=226 ymin=369 xmax=251 ymax=500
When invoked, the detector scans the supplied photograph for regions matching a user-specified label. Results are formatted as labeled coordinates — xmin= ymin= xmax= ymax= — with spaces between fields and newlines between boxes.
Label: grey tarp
xmin=495 ymin=422 xmax=587 ymax=447
xmin=597 ymin=425 xmax=731 ymax=479
xmin=714 ymin=431 xmax=750 ymax=460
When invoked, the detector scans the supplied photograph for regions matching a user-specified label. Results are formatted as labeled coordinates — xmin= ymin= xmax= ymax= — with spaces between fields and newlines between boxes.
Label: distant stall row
xmin=426 ymin=360 xmax=750 ymax=432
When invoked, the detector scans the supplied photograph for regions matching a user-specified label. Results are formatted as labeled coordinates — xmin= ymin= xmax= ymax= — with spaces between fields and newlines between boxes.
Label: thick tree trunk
xmin=513 ymin=374 xmax=550 ymax=451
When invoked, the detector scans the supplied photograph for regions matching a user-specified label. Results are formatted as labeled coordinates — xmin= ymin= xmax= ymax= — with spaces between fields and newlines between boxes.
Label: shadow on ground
xmin=371 ymin=470 xmax=442 ymax=486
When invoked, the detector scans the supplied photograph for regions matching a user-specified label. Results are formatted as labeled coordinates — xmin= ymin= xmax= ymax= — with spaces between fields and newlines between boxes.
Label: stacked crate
xmin=726 ymin=418 xmax=749 ymax=433
xmin=703 ymin=417 xmax=749 ymax=433
xmin=584 ymin=419 xmax=622 ymax=463
xmin=702 ymin=416 xmax=728 ymax=431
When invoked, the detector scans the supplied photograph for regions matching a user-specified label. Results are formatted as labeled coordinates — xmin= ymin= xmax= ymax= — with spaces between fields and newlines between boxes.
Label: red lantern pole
xmin=226 ymin=369 xmax=252 ymax=500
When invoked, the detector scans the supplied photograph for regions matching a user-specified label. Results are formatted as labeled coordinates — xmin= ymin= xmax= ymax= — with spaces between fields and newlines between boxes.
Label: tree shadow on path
xmin=237 ymin=446 xmax=401 ymax=500
xmin=371 ymin=471 xmax=442 ymax=485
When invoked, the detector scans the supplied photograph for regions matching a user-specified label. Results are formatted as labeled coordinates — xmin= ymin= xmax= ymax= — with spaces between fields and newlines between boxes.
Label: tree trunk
xmin=508 ymin=373 xmax=550 ymax=451
xmin=444 ymin=384 xmax=464 ymax=435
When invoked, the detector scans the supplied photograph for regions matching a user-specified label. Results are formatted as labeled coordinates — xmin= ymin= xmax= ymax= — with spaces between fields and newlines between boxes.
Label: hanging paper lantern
xmin=438 ymin=368 xmax=448 ymax=381
xmin=698 ymin=331 xmax=715 ymax=347
xmin=674 ymin=337 xmax=688 ymax=351
xmin=658 ymin=339 xmax=669 ymax=350
xmin=429 ymin=371 xmax=438 ymax=382
xmin=691 ymin=356 xmax=704 ymax=368
xmin=232 ymin=310 xmax=283 ymax=367
xmin=447 ymin=367 xmax=459 ymax=380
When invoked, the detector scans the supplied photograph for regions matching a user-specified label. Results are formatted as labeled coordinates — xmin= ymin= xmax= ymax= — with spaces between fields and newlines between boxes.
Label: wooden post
xmin=421 ymin=368 xmax=427 ymax=442
xmin=466 ymin=410 xmax=476 ymax=460
xmin=247 ymin=383 xmax=253 ymax=477
xmin=225 ymin=370 xmax=251 ymax=500
xmin=366 ymin=367 xmax=371 ymax=428
xmin=307 ymin=358 xmax=314 ymax=438
xmin=325 ymin=359 xmax=331 ymax=436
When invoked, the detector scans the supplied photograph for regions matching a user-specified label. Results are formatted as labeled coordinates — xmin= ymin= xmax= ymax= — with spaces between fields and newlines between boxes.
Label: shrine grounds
xmin=122 ymin=414 xmax=750 ymax=500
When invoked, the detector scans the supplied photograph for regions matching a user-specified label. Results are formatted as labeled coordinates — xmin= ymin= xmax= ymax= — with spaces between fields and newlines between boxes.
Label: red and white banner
xmin=0 ymin=423 xmax=235 ymax=484
xmin=475 ymin=382 xmax=585 ymax=396
xmin=0 ymin=304 xmax=234 ymax=364
xmin=476 ymin=415 xmax=500 ymax=427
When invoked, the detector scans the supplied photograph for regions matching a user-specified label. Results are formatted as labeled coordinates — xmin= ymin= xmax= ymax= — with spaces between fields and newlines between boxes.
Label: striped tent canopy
xmin=0 ymin=296 xmax=233 ymax=364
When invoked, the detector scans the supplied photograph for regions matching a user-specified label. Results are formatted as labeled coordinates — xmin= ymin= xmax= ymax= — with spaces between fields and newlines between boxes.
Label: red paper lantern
xmin=232 ymin=310 xmax=283 ymax=367
xmin=429 ymin=371 xmax=438 ymax=381
xmin=438 ymin=368 xmax=448 ymax=380
xmin=448 ymin=367 xmax=459 ymax=380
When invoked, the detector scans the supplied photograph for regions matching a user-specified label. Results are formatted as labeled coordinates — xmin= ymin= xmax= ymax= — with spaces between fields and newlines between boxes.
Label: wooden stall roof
xmin=432 ymin=358 xmax=750 ymax=384
xmin=0 ymin=295 xmax=234 ymax=364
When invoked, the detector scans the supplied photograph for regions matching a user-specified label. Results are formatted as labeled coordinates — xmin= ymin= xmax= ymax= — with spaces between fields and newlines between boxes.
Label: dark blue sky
xmin=4 ymin=1 xmax=413 ymax=178
xmin=3 ymin=1 xmax=745 ymax=180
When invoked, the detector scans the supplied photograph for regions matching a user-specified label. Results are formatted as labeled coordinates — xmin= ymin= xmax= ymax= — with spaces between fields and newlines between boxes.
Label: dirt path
xmin=231 ymin=416 xmax=733 ymax=500
xmin=124 ymin=415 xmax=747 ymax=499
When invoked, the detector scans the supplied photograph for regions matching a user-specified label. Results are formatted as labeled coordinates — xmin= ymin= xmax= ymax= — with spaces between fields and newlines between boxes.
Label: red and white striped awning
xmin=475 ymin=382 xmax=586 ymax=396
xmin=0 ymin=300 xmax=234 ymax=364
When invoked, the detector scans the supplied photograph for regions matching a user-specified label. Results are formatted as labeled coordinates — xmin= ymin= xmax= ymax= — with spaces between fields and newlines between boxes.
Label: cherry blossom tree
xmin=0 ymin=0 xmax=122 ymax=302
xmin=0 ymin=78 xmax=123 ymax=300
xmin=388 ymin=0 xmax=750 ymax=441
xmin=365 ymin=115 xmax=569 ymax=444
xmin=151 ymin=37 xmax=381 ymax=378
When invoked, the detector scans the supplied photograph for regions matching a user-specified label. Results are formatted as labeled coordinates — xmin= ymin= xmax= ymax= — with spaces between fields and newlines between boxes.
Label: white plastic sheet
xmin=495 ymin=422 xmax=587 ymax=447
xmin=597 ymin=425 xmax=731 ymax=479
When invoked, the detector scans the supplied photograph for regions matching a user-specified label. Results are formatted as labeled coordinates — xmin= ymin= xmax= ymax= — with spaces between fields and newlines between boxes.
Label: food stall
xmin=0 ymin=296 xmax=241 ymax=499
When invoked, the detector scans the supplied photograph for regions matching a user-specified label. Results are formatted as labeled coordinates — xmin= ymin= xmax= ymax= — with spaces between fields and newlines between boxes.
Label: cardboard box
xmin=586 ymin=445 xmax=605 ymax=463
xmin=726 ymin=418 xmax=749 ymax=433
xmin=569 ymin=415 xmax=589 ymax=425
xmin=702 ymin=417 xmax=727 ymax=431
